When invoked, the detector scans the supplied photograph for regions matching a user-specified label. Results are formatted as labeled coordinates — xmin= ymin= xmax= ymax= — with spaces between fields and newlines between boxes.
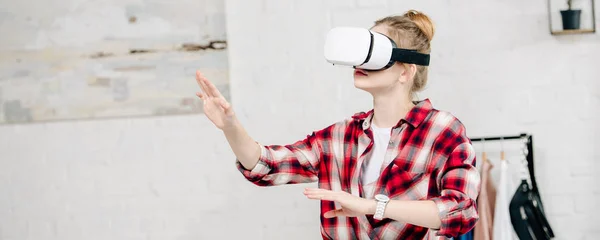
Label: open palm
xmin=304 ymin=188 xmax=373 ymax=218
xmin=194 ymin=71 xmax=235 ymax=129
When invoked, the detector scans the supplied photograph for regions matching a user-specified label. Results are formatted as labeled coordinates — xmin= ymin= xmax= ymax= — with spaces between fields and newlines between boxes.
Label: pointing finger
xmin=196 ymin=71 xmax=212 ymax=98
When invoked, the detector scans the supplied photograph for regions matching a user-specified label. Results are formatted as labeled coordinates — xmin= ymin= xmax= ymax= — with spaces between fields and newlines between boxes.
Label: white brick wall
xmin=1 ymin=0 xmax=599 ymax=239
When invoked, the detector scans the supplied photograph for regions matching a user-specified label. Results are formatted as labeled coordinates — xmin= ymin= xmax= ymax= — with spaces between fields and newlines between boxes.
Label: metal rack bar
xmin=470 ymin=133 xmax=529 ymax=142
xmin=470 ymin=133 xmax=540 ymax=193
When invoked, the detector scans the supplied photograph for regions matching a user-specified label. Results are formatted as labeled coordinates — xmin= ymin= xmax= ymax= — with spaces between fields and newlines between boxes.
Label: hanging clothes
xmin=473 ymin=158 xmax=496 ymax=240
xmin=492 ymin=159 xmax=517 ymax=240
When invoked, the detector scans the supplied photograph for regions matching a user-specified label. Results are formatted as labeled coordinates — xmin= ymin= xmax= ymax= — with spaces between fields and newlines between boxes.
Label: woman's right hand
xmin=195 ymin=70 xmax=261 ymax=170
xmin=194 ymin=70 xmax=236 ymax=130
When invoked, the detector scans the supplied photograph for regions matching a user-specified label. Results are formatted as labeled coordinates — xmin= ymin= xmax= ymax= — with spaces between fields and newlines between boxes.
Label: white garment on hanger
xmin=492 ymin=160 xmax=518 ymax=240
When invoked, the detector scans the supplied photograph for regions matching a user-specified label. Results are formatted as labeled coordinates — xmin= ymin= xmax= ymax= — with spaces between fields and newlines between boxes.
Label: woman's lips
xmin=354 ymin=69 xmax=368 ymax=76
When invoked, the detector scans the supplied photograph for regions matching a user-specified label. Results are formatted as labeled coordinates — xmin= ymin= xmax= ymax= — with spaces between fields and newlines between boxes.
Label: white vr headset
xmin=324 ymin=27 xmax=430 ymax=71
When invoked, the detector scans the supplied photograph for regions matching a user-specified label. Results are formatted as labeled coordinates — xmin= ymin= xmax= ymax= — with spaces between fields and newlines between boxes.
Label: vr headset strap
xmin=391 ymin=48 xmax=430 ymax=66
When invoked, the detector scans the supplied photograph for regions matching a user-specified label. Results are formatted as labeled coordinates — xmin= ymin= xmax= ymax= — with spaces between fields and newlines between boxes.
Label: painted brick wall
xmin=1 ymin=0 xmax=599 ymax=239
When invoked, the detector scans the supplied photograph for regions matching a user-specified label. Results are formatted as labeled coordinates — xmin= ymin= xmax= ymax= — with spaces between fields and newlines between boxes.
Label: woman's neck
xmin=371 ymin=94 xmax=415 ymax=128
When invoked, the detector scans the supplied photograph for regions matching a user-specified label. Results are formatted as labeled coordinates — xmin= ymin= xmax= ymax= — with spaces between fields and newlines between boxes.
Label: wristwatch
xmin=373 ymin=194 xmax=390 ymax=220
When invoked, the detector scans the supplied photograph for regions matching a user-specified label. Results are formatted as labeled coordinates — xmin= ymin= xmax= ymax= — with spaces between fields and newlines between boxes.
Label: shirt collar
xmin=352 ymin=98 xmax=433 ymax=130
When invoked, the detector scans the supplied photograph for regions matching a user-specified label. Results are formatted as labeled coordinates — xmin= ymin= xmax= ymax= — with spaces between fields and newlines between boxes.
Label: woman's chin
xmin=353 ymin=77 xmax=371 ymax=88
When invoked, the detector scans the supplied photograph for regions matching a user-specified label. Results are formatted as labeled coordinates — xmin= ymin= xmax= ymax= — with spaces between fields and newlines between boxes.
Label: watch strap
xmin=374 ymin=199 xmax=388 ymax=220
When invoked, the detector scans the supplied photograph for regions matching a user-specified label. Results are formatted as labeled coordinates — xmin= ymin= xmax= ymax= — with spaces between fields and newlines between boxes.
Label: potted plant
xmin=560 ymin=0 xmax=582 ymax=30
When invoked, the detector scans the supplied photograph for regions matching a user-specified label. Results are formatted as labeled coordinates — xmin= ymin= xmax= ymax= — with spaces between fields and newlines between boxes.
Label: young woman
xmin=195 ymin=10 xmax=480 ymax=240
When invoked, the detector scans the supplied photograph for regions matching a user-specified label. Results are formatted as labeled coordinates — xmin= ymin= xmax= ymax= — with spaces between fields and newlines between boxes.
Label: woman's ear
xmin=407 ymin=64 xmax=417 ymax=81
xmin=398 ymin=64 xmax=417 ymax=84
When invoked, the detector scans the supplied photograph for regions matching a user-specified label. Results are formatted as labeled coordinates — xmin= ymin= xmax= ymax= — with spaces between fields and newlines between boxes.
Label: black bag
xmin=508 ymin=135 xmax=555 ymax=240
xmin=509 ymin=180 xmax=555 ymax=240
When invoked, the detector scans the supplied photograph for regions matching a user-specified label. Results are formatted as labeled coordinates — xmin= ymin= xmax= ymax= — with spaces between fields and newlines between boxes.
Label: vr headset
xmin=324 ymin=27 xmax=430 ymax=71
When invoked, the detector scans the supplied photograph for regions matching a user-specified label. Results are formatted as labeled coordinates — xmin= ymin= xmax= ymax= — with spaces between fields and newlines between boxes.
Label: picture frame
xmin=548 ymin=0 xmax=596 ymax=35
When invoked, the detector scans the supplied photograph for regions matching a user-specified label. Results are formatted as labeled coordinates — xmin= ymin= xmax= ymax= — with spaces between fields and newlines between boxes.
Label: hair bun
xmin=404 ymin=10 xmax=435 ymax=42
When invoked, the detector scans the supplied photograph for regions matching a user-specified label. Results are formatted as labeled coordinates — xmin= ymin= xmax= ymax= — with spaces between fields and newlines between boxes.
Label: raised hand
xmin=195 ymin=70 xmax=236 ymax=130
xmin=304 ymin=188 xmax=375 ymax=218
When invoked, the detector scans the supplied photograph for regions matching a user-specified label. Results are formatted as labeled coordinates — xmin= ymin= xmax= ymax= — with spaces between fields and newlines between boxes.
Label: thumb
xmin=218 ymin=98 xmax=232 ymax=113
xmin=324 ymin=209 xmax=344 ymax=218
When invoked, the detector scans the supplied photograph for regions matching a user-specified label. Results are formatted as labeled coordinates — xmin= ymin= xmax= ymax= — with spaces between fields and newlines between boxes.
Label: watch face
xmin=375 ymin=194 xmax=389 ymax=202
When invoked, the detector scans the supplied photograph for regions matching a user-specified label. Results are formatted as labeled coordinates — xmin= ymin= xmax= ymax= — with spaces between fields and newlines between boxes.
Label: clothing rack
xmin=470 ymin=133 xmax=555 ymax=239
xmin=469 ymin=133 xmax=539 ymax=193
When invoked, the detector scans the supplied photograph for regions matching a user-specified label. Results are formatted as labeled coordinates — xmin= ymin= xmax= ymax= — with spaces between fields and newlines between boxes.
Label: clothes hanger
xmin=481 ymin=138 xmax=490 ymax=165
xmin=500 ymin=137 xmax=505 ymax=161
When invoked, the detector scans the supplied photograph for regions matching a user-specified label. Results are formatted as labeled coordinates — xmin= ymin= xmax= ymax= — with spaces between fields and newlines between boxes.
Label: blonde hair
xmin=374 ymin=10 xmax=435 ymax=98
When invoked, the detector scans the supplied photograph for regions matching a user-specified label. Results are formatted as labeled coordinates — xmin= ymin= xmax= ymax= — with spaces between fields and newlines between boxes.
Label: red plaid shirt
xmin=236 ymin=99 xmax=480 ymax=239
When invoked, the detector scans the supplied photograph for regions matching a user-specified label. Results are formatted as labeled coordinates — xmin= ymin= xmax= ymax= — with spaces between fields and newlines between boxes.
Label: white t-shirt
xmin=362 ymin=123 xmax=392 ymax=198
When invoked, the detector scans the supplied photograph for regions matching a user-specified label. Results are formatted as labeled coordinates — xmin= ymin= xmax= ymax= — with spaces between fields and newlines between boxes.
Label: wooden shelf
xmin=551 ymin=29 xmax=596 ymax=35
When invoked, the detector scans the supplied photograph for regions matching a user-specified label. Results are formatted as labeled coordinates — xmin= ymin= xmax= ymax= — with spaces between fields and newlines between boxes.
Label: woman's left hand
xmin=304 ymin=188 xmax=375 ymax=218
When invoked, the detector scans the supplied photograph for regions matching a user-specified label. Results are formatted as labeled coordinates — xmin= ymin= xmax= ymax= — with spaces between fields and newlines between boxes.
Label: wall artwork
xmin=548 ymin=0 xmax=596 ymax=35
xmin=0 ymin=0 xmax=229 ymax=124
